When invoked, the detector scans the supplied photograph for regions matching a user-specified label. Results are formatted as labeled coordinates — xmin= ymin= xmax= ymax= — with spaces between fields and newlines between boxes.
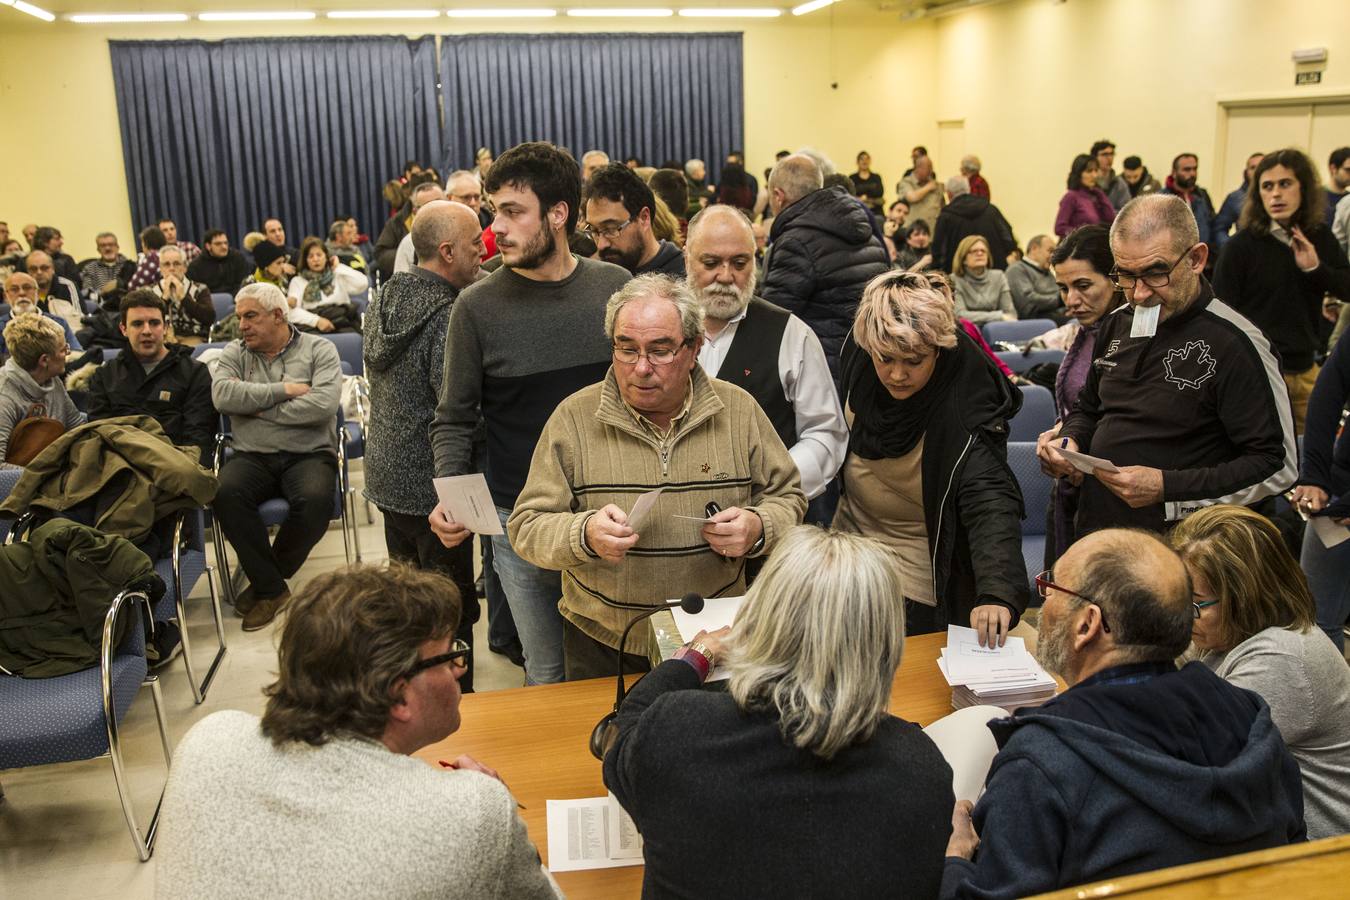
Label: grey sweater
xmin=1200 ymin=626 xmax=1350 ymax=840
xmin=0 ymin=357 xmax=86 ymax=470
xmin=430 ymin=255 xmax=631 ymax=508
xmin=1005 ymin=259 xmax=1062 ymax=320
xmin=156 ymin=710 xmax=560 ymax=900
xmin=210 ymin=329 xmax=342 ymax=456
xmin=953 ymin=269 xmax=1016 ymax=324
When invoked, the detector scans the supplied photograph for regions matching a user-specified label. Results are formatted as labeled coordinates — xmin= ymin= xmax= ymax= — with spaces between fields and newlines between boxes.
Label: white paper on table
xmin=923 ymin=705 xmax=1007 ymax=803
xmin=545 ymin=795 xmax=644 ymax=872
xmin=431 ymin=474 xmax=504 ymax=535
xmin=606 ymin=792 xmax=644 ymax=860
xmin=1310 ymin=515 xmax=1350 ymax=548
xmin=626 ymin=487 xmax=664 ymax=531
xmin=942 ymin=625 xmax=1039 ymax=684
xmin=670 ymin=595 xmax=745 ymax=682
xmin=1130 ymin=303 xmax=1161 ymax=338
xmin=1057 ymin=446 xmax=1121 ymax=475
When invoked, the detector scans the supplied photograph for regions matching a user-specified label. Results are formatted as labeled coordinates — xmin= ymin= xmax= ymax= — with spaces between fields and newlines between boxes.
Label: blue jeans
xmin=491 ymin=506 xmax=565 ymax=684
xmin=1302 ymin=523 xmax=1350 ymax=652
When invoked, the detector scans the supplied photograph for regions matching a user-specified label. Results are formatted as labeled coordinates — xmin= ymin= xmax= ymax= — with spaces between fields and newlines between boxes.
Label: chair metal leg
xmin=347 ymin=488 xmax=364 ymax=562
xmin=210 ymin=514 xmax=237 ymax=607
xmin=173 ymin=515 xmax=228 ymax=704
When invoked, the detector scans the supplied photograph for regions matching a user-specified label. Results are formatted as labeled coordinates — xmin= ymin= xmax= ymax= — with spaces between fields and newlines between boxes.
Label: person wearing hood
xmin=364 ymin=200 xmax=484 ymax=691
xmin=931 ymin=176 xmax=1016 ymax=273
xmin=833 ymin=271 xmax=1028 ymax=648
xmin=942 ymin=528 xmax=1307 ymax=900
xmin=87 ymin=290 xmax=215 ymax=466
xmin=760 ymin=154 xmax=891 ymax=376
xmin=583 ymin=163 xmax=685 ymax=278
xmin=0 ymin=313 xmax=85 ymax=470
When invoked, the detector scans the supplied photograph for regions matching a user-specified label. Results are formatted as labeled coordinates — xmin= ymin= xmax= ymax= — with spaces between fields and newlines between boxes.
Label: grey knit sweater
xmin=363 ymin=268 xmax=457 ymax=516
xmin=953 ymin=269 xmax=1016 ymax=325
xmin=156 ymin=710 xmax=561 ymax=899
xmin=0 ymin=357 xmax=86 ymax=470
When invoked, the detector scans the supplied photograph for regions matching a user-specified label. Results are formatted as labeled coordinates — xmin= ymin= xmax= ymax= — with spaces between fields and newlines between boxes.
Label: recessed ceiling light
xmin=566 ymin=8 xmax=675 ymax=16
xmin=445 ymin=8 xmax=559 ymax=16
xmin=198 ymin=11 xmax=318 ymax=21
xmin=791 ymin=0 xmax=836 ymax=15
xmin=4 ymin=0 xmax=57 ymax=21
xmin=326 ymin=9 xmax=440 ymax=18
xmin=678 ymin=8 xmax=782 ymax=16
xmin=67 ymin=12 xmax=191 ymax=22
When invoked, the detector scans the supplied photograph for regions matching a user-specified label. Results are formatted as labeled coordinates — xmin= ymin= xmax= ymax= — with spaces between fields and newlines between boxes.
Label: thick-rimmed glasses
xmin=1109 ymin=244 xmax=1198 ymax=290
xmin=582 ymin=218 xmax=633 ymax=241
xmin=1035 ymin=570 xmax=1112 ymax=633
xmin=404 ymin=639 xmax=471 ymax=679
xmin=613 ymin=340 xmax=690 ymax=366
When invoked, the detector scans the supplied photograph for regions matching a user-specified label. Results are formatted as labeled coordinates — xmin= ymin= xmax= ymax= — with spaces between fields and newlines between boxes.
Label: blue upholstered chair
xmin=994 ymin=347 xmax=1066 ymax=375
xmin=1006 ymin=441 xmax=1054 ymax=593
xmin=983 ymin=318 xmax=1059 ymax=345
xmin=1010 ymin=384 xmax=1057 ymax=442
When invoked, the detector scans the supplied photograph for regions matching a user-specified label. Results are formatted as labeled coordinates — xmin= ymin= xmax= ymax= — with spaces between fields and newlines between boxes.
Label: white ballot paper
xmin=941 ymin=625 xmax=1036 ymax=684
xmin=670 ymin=595 xmax=745 ymax=682
xmin=626 ymin=487 xmax=664 ymax=531
xmin=1130 ymin=303 xmax=1161 ymax=338
xmin=1310 ymin=515 xmax=1350 ymax=549
xmin=1057 ymin=446 xmax=1121 ymax=475
xmin=431 ymin=474 xmax=504 ymax=535
xmin=546 ymin=793 xmax=643 ymax=873
xmin=922 ymin=705 xmax=1006 ymax=803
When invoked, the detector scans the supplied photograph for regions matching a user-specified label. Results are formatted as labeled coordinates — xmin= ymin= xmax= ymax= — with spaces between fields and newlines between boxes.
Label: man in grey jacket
xmin=1005 ymin=235 xmax=1067 ymax=322
xmin=210 ymin=282 xmax=342 ymax=631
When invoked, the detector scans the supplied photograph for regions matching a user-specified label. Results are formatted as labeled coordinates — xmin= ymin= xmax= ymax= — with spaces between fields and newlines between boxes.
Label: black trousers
xmin=213 ymin=450 xmax=337 ymax=598
xmin=563 ymin=619 xmax=651 ymax=682
xmin=382 ymin=508 xmax=481 ymax=693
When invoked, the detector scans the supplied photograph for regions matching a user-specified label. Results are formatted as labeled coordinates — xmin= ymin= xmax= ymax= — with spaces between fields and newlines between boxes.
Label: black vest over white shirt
xmin=707 ymin=297 xmax=798 ymax=451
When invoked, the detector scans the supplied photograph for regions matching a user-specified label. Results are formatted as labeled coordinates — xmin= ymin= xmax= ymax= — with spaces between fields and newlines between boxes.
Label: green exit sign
xmin=1296 ymin=71 xmax=1323 ymax=85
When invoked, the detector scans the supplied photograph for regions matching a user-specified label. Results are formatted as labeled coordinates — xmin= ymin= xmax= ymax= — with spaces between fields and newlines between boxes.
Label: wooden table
xmin=414 ymin=631 xmax=955 ymax=899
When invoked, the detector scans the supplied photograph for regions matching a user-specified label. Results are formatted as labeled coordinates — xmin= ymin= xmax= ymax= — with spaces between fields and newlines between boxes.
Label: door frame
xmin=1214 ymin=87 xmax=1350 ymax=183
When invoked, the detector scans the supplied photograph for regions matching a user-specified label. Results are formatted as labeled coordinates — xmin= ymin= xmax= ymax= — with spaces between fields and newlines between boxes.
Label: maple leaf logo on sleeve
xmin=1163 ymin=340 xmax=1217 ymax=390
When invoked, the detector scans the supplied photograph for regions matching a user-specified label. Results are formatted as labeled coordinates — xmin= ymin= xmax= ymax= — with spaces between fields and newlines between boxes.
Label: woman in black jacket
xmin=1215 ymin=148 xmax=1350 ymax=432
xmin=833 ymin=270 xmax=1029 ymax=646
xmin=603 ymin=526 xmax=955 ymax=900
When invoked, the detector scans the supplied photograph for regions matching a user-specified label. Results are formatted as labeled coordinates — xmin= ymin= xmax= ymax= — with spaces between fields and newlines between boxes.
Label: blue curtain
xmin=439 ymin=33 xmax=743 ymax=182
xmin=110 ymin=37 xmax=440 ymax=248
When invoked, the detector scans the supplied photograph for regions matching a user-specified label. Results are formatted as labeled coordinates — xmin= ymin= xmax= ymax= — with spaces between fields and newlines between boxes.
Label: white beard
xmin=695 ymin=270 xmax=757 ymax=321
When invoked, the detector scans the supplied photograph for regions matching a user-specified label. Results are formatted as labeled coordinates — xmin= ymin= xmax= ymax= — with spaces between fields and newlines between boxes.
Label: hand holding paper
xmin=431 ymin=474 xmax=504 ymax=535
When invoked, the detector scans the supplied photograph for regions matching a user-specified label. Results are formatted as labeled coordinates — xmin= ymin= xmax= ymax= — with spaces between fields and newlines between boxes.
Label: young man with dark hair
xmin=156 ymin=217 xmax=202 ymax=264
xmin=1090 ymin=139 xmax=1130 ymax=211
xmin=1327 ymin=147 xmax=1350 ymax=228
xmin=583 ymin=162 xmax=684 ymax=276
xmin=188 ymin=229 xmax=251 ymax=294
xmin=429 ymin=141 xmax=631 ymax=686
xmin=30 ymin=225 xmax=81 ymax=284
xmin=87 ymin=289 xmax=216 ymax=464
xmin=1160 ymin=153 xmax=1217 ymax=250
xmin=1121 ymin=155 xmax=1162 ymax=198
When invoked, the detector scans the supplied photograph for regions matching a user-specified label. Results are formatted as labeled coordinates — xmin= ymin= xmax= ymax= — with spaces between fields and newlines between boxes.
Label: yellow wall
xmin=2 ymin=0 xmax=1346 ymax=257
xmin=0 ymin=13 xmax=934 ymax=256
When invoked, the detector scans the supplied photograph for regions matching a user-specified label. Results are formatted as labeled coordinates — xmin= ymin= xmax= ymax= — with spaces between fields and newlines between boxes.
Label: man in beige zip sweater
xmin=508 ymin=274 xmax=806 ymax=680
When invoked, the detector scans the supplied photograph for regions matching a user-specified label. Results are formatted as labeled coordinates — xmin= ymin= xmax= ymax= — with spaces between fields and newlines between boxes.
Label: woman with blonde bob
xmin=603 ymin=526 xmax=955 ymax=898
xmin=834 ymin=270 xmax=1029 ymax=647
xmin=951 ymin=234 xmax=1016 ymax=325
xmin=1171 ymin=505 xmax=1350 ymax=839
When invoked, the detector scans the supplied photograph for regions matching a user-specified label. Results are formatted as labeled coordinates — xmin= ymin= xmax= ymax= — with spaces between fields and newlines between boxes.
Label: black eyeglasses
xmin=1109 ymin=244 xmax=1198 ymax=290
xmin=403 ymin=639 xmax=472 ymax=679
xmin=1035 ymin=570 xmax=1112 ymax=633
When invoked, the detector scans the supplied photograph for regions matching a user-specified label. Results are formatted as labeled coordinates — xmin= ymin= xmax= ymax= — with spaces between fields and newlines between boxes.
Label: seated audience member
xmin=156 ymin=563 xmax=561 ymax=899
xmin=1039 ymin=195 xmax=1296 ymax=536
xmin=834 ymin=271 xmax=1028 ymax=645
xmin=79 ymin=231 xmax=135 ymax=300
xmin=128 ymin=225 xmax=170 ymax=290
xmin=188 ymin=229 xmax=251 ymax=295
xmin=21 ymin=223 xmax=38 ymax=250
xmin=0 ymin=238 xmax=25 ymax=280
xmin=1055 ymin=153 xmax=1117 ymax=237
xmin=377 ymin=179 xmax=443 ymax=281
xmin=605 ymin=526 xmax=954 ymax=899
xmin=210 ymin=283 xmax=342 ymax=631
xmin=365 ymin=200 xmax=484 ymax=691
xmin=151 ymin=244 xmax=214 ymax=344
xmin=581 ymin=149 xmax=610 ymax=183
xmin=925 ymin=271 xmax=1015 ymax=380
xmin=1 ymin=271 xmax=80 ymax=357
xmin=443 ymin=169 xmax=498 ymax=260
xmin=393 ymin=181 xmax=451 ymax=275
xmin=584 ymin=163 xmax=685 ymax=277
xmin=1172 ymin=505 xmax=1350 ymax=840
xmin=31 ymin=225 xmax=81 ymax=284
xmin=951 ymin=235 xmax=1016 ymax=324
xmin=883 ymin=198 xmax=910 ymax=257
xmin=0 ymin=314 xmax=85 ymax=468
xmin=689 ymin=205 xmax=847 ymax=510
xmin=931 ymin=176 xmax=1016 ymax=273
xmin=287 ymin=236 xmax=366 ymax=333
xmin=245 ymin=240 xmax=292 ymax=290
xmin=894 ymin=219 xmax=936 ymax=272
xmin=683 ymin=158 xmax=713 ymax=216
xmin=156 ymin=217 xmax=201 ymax=264
xmin=1214 ymin=148 xmax=1350 ymax=433
xmin=87 ymin=290 xmax=215 ymax=464
xmin=1291 ymin=325 xmax=1350 ymax=650
xmin=325 ymin=218 xmax=367 ymax=272
xmin=649 ymin=168 xmax=690 ymax=236
xmin=25 ymin=249 xmax=84 ymax=337
xmin=1036 ymin=225 xmax=1126 ymax=566
xmin=1005 ymin=234 xmax=1066 ymax=322
xmin=507 ymin=274 xmax=806 ymax=681
xmin=714 ymin=162 xmax=757 ymax=216
xmin=1122 ymin=154 xmax=1163 ymax=198
xmin=260 ymin=217 xmax=298 ymax=272
xmin=942 ymin=529 xmax=1306 ymax=899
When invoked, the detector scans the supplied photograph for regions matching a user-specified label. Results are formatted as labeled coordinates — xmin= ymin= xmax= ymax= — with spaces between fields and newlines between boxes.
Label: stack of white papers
xmin=937 ymin=625 xmax=1057 ymax=712
xmin=546 ymin=793 xmax=644 ymax=873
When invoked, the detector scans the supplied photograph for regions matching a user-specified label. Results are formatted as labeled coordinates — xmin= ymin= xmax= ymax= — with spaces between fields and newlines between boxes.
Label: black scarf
xmin=841 ymin=336 xmax=962 ymax=460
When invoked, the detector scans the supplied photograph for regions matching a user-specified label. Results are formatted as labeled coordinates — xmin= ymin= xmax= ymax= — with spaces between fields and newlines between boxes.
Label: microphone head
xmin=680 ymin=592 xmax=705 ymax=614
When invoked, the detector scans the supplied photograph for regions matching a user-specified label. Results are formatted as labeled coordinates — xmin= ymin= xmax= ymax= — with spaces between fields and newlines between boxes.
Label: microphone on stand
xmin=588 ymin=591 xmax=705 ymax=760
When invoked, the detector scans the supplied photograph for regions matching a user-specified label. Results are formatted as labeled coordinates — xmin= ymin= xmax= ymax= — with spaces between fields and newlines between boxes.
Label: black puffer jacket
xmin=761 ymin=187 xmax=890 ymax=375
xmin=931 ymin=194 xmax=1017 ymax=273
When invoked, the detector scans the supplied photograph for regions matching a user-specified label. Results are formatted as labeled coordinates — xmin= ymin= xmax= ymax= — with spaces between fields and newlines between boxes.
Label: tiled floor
xmin=0 ymin=470 xmax=525 ymax=900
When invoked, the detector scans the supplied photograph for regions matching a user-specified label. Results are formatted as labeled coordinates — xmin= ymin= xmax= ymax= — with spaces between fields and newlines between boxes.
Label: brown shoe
xmin=241 ymin=589 xmax=291 ymax=632
xmin=232 ymin=586 xmax=257 ymax=617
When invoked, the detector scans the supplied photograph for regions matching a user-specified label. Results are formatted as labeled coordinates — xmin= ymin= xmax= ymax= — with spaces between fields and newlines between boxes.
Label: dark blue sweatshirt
xmin=1298 ymin=326 xmax=1350 ymax=513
